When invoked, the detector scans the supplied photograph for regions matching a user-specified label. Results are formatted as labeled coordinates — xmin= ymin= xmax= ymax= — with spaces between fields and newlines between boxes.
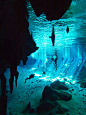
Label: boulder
xmin=42 ymin=86 xmax=60 ymax=101
xmin=42 ymin=86 xmax=72 ymax=101
xmin=50 ymin=80 xmax=69 ymax=90
xmin=56 ymin=90 xmax=72 ymax=101
xmin=37 ymin=99 xmax=69 ymax=114
xmin=80 ymin=79 xmax=86 ymax=88
xmin=49 ymin=104 xmax=69 ymax=114
xmin=37 ymin=100 xmax=59 ymax=113
xmin=36 ymin=85 xmax=71 ymax=114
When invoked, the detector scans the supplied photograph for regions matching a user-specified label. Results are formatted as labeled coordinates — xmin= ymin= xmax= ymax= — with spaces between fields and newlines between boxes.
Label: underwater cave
xmin=0 ymin=0 xmax=86 ymax=115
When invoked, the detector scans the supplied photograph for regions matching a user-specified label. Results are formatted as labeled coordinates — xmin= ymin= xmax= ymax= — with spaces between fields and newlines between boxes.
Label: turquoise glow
xmin=27 ymin=1 xmax=86 ymax=84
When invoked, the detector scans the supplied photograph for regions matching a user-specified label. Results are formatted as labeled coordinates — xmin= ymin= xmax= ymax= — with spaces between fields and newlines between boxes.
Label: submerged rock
xmin=22 ymin=101 xmax=30 ymax=113
xmin=50 ymin=80 xmax=69 ymax=90
xmin=36 ymin=85 xmax=71 ymax=114
xmin=37 ymin=100 xmax=59 ymax=113
xmin=42 ymin=86 xmax=59 ymax=101
xmin=80 ymin=79 xmax=86 ymax=88
xmin=37 ymin=100 xmax=69 ymax=114
xmin=29 ymin=108 xmax=34 ymax=113
xmin=42 ymin=86 xmax=72 ymax=101
xmin=56 ymin=90 xmax=72 ymax=101
xmin=49 ymin=104 xmax=69 ymax=114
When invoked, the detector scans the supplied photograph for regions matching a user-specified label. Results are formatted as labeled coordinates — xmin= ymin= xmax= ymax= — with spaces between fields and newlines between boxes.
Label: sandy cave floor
xmin=0 ymin=66 xmax=86 ymax=115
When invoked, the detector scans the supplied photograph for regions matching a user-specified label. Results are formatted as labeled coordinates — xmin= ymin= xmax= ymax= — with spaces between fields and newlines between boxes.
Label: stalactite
xmin=9 ymin=67 xmax=14 ymax=94
xmin=9 ymin=66 xmax=19 ymax=93
xmin=0 ymin=0 xmax=73 ymax=115
xmin=15 ymin=71 xmax=19 ymax=87
xmin=0 ymin=73 xmax=7 ymax=115
xmin=1 ymin=73 xmax=6 ymax=95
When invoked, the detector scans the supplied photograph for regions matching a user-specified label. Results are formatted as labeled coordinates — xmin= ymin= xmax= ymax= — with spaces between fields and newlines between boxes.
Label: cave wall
xmin=0 ymin=0 xmax=38 ymax=74
xmin=0 ymin=1 xmax=39 ymax=114
xmin=0 ymin=0 xmax=72 ymax=114
xmin=0 ymin=0 xmax=72 ymax=75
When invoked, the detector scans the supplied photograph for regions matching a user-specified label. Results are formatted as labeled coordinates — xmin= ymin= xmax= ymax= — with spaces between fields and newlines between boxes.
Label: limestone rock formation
xmin=0 ymin=0 xmax=38 ymax=75
xmin=50 ymin=80 xmax=69 ymax=90
xmin=37 ymin=85 xmax=71 ymax=114
xmin=37 ymin=100 xmax=59 ymax=113
xmin=0 ymin=0 xmax=72 ymax=115
xmin=30 ymin=0 xmax=72 ymax=20
xmin=0 ymin=1 xmax=38 ymax=114
xmin=80 ymin=78 xmax=86 ymax=88
xmin=42 ymin=86 xmax=72 ymax=101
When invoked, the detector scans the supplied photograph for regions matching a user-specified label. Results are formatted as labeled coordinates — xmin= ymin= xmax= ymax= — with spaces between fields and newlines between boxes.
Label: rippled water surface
xmin=27 ymin=0 xmax=86 ymax=82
